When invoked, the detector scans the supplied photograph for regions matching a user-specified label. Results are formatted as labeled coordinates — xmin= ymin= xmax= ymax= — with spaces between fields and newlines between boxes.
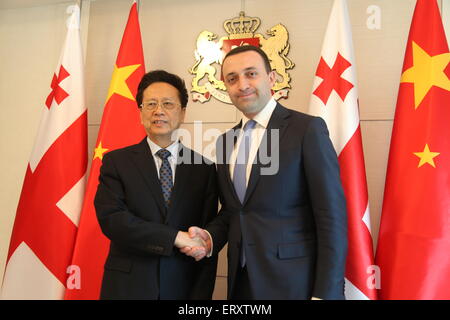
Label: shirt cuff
xmin=204 ymin=230 xmax=213 ymax=258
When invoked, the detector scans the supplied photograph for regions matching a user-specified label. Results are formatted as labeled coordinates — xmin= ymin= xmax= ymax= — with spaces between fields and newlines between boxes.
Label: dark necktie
xmin=156 ymin=149 xmax=173 ymax=208
xmin=233 ymin=119 xmax=257 ymax=204
xmin=232 ymin=119 xmax=256 ymax=267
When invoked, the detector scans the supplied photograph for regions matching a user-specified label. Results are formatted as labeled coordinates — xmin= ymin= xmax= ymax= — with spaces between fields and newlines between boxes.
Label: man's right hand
xmin=179 ymin=226 xmax=212 ymax=261
xmin=174 ymin=231 xmax=207 ymax=260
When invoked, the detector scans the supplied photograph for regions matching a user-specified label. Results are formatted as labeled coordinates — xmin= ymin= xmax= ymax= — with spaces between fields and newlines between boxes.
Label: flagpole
xmin=72 ymin=0 xmax=90 ymax=63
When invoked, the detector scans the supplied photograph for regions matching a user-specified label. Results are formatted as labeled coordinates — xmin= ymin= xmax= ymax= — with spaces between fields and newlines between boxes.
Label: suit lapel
xmin=243 ymin=103 xmax=290 ymax=205
xmin=131 ymin=138 xmax=166 ymax=217
xmin=220 ymin=122 xmax=242 ymax=205
xmin=165 ymin=145 xmax=192 ymax=223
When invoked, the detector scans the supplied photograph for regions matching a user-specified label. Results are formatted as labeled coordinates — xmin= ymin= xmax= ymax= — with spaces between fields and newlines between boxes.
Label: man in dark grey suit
xmin=183 ymin=46 xmax=347 ymax=300
xmin=95 ymin=70 xmax=218 ymax=299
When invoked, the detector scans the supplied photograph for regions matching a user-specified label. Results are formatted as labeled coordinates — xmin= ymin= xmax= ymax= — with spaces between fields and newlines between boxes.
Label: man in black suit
xmin=94 ymin=70 xmax=218 ymax=299
xmin=183 ymin=46 xmax=348 ymax=300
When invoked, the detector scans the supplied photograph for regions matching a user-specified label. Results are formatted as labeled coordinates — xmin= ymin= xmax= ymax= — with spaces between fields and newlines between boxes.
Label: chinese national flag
xmin=64 ymin=2 xmax=145 ymax=299
xmin=308 ymin=0 xmax=377 ymax=300
xmin=375 ymin=0 xmax=450 ymax=299
xmin=1 ymin=5 xmax=87 ymax=299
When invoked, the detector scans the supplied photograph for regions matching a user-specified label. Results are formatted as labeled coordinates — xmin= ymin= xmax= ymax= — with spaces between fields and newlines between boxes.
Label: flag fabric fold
xmin=375 ymin=0 xmax=450 ymax=300
xmin=1 ymin=5 xmax=87 ymax=299
xmin=64 ymin=2 xmax=145 ymax=300
xmin=308 ymin=0 xmax=377 ymax=300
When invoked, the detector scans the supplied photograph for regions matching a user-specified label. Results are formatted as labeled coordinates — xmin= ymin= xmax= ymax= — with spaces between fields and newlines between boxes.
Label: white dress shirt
xmin=229 ymin=97 xmax=277 ymax=184
xmin=146 ymin=137 xmax=179 ymax=184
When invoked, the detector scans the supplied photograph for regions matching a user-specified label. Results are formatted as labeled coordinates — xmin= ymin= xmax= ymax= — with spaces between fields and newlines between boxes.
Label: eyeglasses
xmin=139 ymin=100 xmax=181 ymax=111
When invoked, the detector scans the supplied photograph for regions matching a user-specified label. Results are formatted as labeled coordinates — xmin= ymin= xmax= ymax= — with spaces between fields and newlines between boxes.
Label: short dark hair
xmin=136 ymin=70 xmax=188 ymax=108
xmin=222 ymin=45 xmax=272 ymax=73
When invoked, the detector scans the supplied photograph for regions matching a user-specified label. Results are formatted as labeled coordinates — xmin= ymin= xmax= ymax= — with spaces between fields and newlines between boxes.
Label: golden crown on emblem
xmin=223 ymin=11 xmax=260 ymax=39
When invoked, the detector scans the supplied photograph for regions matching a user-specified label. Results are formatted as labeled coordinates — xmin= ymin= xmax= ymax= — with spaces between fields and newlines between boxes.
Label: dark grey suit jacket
xmin=208 ymin=103 xmax=348 ymax=300
xmin=95 ymin=139 xmax=218 ymax=299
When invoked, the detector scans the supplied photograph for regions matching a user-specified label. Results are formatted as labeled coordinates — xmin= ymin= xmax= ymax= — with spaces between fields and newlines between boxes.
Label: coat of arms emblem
xmin=189 ymin=12 xmax=295 ymax=104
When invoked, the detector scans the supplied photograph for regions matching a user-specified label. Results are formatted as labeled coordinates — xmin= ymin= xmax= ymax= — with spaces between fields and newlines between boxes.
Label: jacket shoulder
xmin=181 ymin=146 xmax=215 ymax=167
xmin=103 ymin=140 xmax=145 ymax=160
xmin=279 ymin=104 xmax=320 ymax=123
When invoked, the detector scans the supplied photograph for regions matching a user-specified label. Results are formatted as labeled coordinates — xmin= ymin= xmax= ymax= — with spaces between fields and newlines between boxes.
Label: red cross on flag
xmin=375 ymin=0 xmax=450 ymax=299
xmin=45 ymin=66 xmax=70 ymax=109
xmin=1 ymin=5 xmax=87 ymax=299
xmin=308 ymin=0 xmax=377 ymax=300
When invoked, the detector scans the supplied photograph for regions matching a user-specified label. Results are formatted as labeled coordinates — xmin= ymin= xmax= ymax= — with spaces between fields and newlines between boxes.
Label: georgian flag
xmin=308 ymin=0 xmax=377 ymax=300
xmin=1 ymin=5 xmax=87 ymax=299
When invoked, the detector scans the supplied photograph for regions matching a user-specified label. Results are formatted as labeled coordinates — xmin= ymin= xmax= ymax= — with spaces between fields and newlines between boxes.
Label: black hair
xmin=136 ymin=70 xmax=188 ymax=108
xmin=222 ymin=45 xmax=272 ymax=73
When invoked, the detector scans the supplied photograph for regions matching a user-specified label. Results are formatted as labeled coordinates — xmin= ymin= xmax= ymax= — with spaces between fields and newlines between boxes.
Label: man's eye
xmin=163 ymin=102 xmax=175 ymax=108
xmin=226 ymin=77 xmax=236 ymax=84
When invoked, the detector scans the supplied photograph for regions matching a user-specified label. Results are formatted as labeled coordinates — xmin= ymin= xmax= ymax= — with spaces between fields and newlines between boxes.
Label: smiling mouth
xmin=238 ymin=92 xmax=255 ymax=98
xmin=152 ymin=120 xmax=167 ymax=124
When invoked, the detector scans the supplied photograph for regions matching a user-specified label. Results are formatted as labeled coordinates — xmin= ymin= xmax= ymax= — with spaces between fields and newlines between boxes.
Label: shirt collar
xmin=146 ymin=137 xmax=179 ymax=158
xmin=241 ymin=97 xmax=277 ymax=129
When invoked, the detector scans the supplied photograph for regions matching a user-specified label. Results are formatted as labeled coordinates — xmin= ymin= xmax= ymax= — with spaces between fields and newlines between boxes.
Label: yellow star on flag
xmin=400 ymin=41 xmax=450 ymax=109
xmin=413 ymin=144 xmax=440 ymax=168
xmin=93 ymin=141 xmax=109 ymax=160
xmin=106 ymin=64 xmax=141 ymax=102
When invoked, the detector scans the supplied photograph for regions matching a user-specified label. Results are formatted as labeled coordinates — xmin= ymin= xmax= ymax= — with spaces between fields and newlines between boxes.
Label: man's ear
xmin=268 ymin=70 xmax=276 ymax=87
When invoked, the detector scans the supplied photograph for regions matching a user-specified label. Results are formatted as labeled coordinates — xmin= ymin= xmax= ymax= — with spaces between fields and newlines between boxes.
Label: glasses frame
xmin=139 ymin=100 xmax=182 ymax=111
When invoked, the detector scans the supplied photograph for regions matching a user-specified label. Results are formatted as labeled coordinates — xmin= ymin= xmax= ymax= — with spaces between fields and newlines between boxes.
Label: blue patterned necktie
xmin=156 ymin=149 xmax=173 ymax=208
xmin=233 ymin=119 xmax=257 ymax=204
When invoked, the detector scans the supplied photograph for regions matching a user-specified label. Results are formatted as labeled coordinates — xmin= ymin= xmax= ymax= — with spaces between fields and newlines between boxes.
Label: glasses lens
xmin=162 ymin=101 xmax=175 ymax=109
xmin=141 ymin=100 xmax=179 ymax=110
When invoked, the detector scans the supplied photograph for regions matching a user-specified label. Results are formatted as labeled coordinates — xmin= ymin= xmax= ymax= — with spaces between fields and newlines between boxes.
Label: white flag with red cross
xmin=308 ymin=0 xmax=377 ymax=300
xmin=1 ymin=5 xmax=87 ymax=299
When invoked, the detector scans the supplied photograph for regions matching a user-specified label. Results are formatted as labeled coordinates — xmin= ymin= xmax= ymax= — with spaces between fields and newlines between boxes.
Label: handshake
xmin=174 ymin=227 xmax=211 ymax=261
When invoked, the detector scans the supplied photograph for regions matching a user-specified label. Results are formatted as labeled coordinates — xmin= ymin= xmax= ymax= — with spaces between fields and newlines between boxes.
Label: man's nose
xmin=153 ymin=103 xmax=165 ymax=114
xmin=237 ymin=77 xmax=250 ymax=91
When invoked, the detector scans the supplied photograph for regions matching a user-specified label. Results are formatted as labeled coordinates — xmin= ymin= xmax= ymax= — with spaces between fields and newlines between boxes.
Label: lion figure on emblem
xmin=256 ymin=23 xmax=295 ymax=91
xmin=189 ymin=31 xmax=226 ymax=93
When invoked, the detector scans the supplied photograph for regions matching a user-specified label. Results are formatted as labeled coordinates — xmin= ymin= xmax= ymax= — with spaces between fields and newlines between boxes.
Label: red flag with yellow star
xmin=375 ymin=0 xmax=450 ymax=299
xmin=64 ymin=2 xmax=145 ymax=299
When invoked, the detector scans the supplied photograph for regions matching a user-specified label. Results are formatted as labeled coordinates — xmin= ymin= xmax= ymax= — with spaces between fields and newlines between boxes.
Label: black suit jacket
xmin=208 ymin=103 xmax=348 ymax=300
xmin=94 ymin=139 xmax=218 ymax=299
